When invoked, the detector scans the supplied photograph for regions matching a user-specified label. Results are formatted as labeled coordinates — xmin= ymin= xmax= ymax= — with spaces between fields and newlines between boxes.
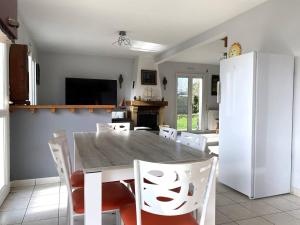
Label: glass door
xmin=176 ymin=77 xmax=189 ymax=131
xmin=0 ymin=42 xmax=9 ymax=203
xmin=176 ymin=75 xmax=204 ymax=131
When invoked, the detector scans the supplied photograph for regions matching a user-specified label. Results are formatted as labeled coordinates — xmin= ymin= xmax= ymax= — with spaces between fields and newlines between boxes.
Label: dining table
xmin=74 ymin=130 xmax=215 ymax=225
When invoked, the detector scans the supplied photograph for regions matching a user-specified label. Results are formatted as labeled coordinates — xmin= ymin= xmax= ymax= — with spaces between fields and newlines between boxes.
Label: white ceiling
xmin=169 ymin=40 xmax=225 ymax=65
xmin=18 ymin=0 xmax=268 ymax=58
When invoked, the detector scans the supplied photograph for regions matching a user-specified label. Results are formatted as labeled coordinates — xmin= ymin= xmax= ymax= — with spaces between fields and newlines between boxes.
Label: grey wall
xmin=38 ymin=52 xmax=134 ymax=104
xmin=158 ymin=61 xmax=220 ymax=128
xmin=10 ymin=110 xmax=111 ymax=180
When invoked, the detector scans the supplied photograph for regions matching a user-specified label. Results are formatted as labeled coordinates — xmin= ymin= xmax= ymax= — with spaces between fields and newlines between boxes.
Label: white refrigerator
xmin=219 ymin=52 xmax=294 ymax=199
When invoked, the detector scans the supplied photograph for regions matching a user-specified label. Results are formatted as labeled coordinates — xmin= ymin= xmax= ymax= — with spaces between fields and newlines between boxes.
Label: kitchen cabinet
xmin=9 ymin=44 xmax=29 ymax=105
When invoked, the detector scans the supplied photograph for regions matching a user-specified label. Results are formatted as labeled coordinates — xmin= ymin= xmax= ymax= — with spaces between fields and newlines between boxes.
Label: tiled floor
xmin=1 ymin=182 xmax=300 ymax=225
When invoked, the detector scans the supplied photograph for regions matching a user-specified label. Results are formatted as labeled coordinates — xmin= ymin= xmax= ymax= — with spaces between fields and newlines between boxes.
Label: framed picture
xmin=211 ymin=75 xmax=219 ymax=96
xmin=141 ymin=70 xmax=157 ymax=85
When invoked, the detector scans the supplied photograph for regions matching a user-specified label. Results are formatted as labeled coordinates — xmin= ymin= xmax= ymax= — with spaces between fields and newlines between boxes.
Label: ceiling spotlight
xmin=113 ymin=31 xmax=131 ymax=47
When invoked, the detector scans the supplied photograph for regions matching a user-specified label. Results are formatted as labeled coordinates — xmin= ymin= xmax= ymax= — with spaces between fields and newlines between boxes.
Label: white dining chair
xmin=120 ymin=157 xmax=218 ymax=225
xmin=48 ymin=137 xmax=135 ymax=225
xmin=159 ymin=127 xmax=177 ymax=141
xmin=109 ymin=122 xmax=130 ymax=131
xmin=96 ymin=122 xmax=130 ymax=132
xmin=53 ymin=130 xmax=84 ymax=188
xmin=180 ymin=132 xmax=207 ymax=151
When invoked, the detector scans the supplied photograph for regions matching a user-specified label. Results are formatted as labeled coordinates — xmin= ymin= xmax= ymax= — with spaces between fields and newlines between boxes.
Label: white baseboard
xmin=0 ymin=185 xmax=10 ymax=206
xmin=11 ymin=176 xmax=60 ymax=187
xmin=292 ymin=187 xmax=300 ymax=197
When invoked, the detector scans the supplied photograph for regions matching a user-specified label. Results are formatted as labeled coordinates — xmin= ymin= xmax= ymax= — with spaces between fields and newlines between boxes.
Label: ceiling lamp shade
xmin=113 ymin=31 xmax=131 ymax=48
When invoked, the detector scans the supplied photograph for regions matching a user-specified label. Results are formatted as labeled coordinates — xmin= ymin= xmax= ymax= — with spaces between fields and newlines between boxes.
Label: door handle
xmin=7 ymin=18 xmax=20 ymax=28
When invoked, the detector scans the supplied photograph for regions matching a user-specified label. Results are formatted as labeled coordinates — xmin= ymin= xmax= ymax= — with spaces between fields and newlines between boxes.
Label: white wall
xmin=16 ymin=16 xmax=38 ymax=60
xmin=158 ymin=61 xmax=219 ymax=128
xmin=157 ymin=0 xmax=300 ymax=191
xmin=38 ymin=52 xmax=134 ymax=104
xmin=131 ymin=55 xmax=162 ymax=100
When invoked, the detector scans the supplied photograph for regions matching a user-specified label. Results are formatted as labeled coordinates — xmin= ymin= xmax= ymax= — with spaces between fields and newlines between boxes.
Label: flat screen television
xmin=65 ymin=78 xmax=117 ymax=105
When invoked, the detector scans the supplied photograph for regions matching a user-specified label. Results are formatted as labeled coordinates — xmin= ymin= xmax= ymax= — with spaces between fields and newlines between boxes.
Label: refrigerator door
xmin=219 ymin=52 xmax=256 ymax=197
xmin=253 ymin=53 xmax=293 ymax=198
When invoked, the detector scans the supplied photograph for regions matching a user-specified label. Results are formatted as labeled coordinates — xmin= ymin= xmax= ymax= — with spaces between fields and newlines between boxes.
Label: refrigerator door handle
xmin=217 ymin=81 xmax=221 ymax=104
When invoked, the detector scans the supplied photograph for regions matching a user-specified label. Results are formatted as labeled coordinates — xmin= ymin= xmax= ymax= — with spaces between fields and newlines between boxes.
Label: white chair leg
xmin=116 ymin=210 xmax=121 ymax=225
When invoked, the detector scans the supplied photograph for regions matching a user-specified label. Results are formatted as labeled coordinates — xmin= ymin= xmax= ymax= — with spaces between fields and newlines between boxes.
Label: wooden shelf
xmin=10 ymin=105 xmax=116 ymax=113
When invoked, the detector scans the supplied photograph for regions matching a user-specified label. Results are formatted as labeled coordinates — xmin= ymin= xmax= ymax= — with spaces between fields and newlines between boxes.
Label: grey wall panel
xmin=10 ymin=110 xmax=111 ymax=180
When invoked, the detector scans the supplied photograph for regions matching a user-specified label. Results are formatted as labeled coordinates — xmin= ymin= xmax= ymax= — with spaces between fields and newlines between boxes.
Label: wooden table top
xmin=74 ymin=131 xmax=211 ymax=173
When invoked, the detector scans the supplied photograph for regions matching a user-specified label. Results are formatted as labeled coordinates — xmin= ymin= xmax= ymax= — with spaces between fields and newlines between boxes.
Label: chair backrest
xmin=48 ymin=137 xmax=73 ymax=211
xmin=96 ymin=122 xmax=130 ymax=132
xmin=108 ymin=122 xmax=130 ymax=131
xmin=180 ymin=132 xmax=207 ymax=151
xmin=159 ymin=127 xmax=177 ymax=141
xmin=96 ymin=123 xmax=112 ymax=132
xmin=134 ymin=157 xmax=218 ymax=225
xmin=53 ymin=130 xmax=72 ymax=174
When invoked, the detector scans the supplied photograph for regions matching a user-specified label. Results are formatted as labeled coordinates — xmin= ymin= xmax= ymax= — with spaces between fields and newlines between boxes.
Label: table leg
xmin=84 ymin=172 xmax=102 ymax=225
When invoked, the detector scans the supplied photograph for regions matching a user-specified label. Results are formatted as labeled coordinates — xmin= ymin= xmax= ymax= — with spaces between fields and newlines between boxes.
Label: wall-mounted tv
xmin=65 ymin=78 xmax=117 ymax=105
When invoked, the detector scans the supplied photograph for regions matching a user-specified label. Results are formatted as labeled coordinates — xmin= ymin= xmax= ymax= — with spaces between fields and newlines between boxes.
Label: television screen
xmin=65 ymin=78 xmax=117 ymax=105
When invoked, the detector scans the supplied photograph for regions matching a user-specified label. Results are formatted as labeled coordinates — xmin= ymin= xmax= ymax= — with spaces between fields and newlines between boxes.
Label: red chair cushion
xmin=72 ymin=182 xmax=135 ymax=214
xmin=71 ymin=170 xmax=84 ymax=188
xmin=120 ymin=203 xmax=198 ymax=225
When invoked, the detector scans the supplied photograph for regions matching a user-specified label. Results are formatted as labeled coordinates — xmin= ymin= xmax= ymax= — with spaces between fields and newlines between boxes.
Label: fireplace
xmin=137 ymin=109 xmax=159 ymax=130
xmin=126 ymin=100 xmax=168 ymax=129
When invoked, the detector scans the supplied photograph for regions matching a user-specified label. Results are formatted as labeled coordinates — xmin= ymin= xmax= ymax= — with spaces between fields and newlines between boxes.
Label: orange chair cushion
xmin=72 ymin=182 xmax=135 ymax=214
xmin=120 ymin=203 xmax=198 ymax=225
xmin=71 ymin=170 xmax=84 ymax=188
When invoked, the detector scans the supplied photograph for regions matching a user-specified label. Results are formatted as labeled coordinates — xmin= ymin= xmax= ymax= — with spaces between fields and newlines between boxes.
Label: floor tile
xmin=23 ymin=204 xmax=59 ymax=222
xmin=28 ymin=194 xmax=59 ymax=208
xmin=282 ymin=194 xmax=300 ymax=206
xmin=287 ymin=209 xmax=300 ymax=219
xmin=240 ymin=200 xmax=281 ymax=216
xmin=263 ymin=196 xmax=300 ymax=211
xmin=217 ymin=194 xmax=235 ymax=206
xmin=236 ymin=217 xmax=273 ymax=225
xmin=22 ymin=217 xmax=59 ymax=225
xmin=0 ymin=209 xmax=26 ymax=225
xmin=263 ymin=212 xmax=300 ymax=225
xmin=216 ymin=210 xmax=232 ymax=224
xmin=32 ymin=184 xmax=60 ymax=197
xmin=0 ymin=197 xmax=30 ymax=211
xmin=218 ymin=204 xmax=257 ymax=221
xmin=216 ymin=182 xmax=232 ymax=193
xmin=222 ymin=191 xmax=251 ymax=203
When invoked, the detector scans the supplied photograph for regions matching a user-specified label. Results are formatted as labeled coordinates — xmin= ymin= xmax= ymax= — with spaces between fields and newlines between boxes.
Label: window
xmin=0 ymin=42 xmax=9 ymax=201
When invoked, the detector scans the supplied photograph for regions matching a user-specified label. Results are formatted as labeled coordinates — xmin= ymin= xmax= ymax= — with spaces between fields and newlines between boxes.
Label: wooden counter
xmin=10 ymin=105 xmax=116 ymax=113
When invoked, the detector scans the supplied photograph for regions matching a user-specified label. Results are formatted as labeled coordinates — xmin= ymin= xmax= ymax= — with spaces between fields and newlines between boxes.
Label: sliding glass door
xmin=0 ymin=42 xmax=10 ymax=203
xmin=176 ymin=74 xmax=204 ymax=131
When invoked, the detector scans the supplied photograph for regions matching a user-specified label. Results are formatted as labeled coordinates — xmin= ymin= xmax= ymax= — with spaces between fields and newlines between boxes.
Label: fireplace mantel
xmin=126 ymin=100 xmax=168 ymax=107
xmin=126 ymin=100 xmax=168 ymax=128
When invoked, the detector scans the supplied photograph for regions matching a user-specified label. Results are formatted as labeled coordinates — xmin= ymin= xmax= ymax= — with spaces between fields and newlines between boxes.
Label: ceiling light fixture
xmin=112 ymin=31 xmax=131 ymax=47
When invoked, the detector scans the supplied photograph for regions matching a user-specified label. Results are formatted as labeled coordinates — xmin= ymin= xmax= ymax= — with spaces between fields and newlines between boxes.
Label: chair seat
xmin=72 ymin=182 xmax=135 ymax=213
xmin=71 ymin=170 xmax=84 ymax=188
xmin=120 ymin=203 xmax=198 ymax=225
